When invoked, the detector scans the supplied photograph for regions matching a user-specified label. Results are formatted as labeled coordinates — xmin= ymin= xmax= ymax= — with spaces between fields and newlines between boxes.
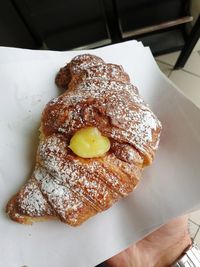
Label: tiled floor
xmin=155 ymin=42 xmax=200 ymax=246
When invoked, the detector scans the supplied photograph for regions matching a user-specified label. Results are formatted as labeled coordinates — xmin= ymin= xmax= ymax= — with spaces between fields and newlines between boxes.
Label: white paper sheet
xmin=1 ymin=41 xmax=200 ymax=267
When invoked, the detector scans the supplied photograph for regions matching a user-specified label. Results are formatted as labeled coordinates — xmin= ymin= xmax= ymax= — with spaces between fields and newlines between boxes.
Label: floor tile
xmin=190 ymin=210 xmax=200 ymax=225
xmin=194 ymin=229 xmax=200 ymax=247
xmin=193 ymin=38 xmax=200 ymax=53
xmin=169 ymin=70 xmax=200 ymax=108
xmin=188 ymin=220 xmax=199 ymax=240
xmin=183 ymin=51 xmax=200 ymax=77
xmin=156 ymin=51 xmax=180 ymax=66
xmin=155 ymin=61 xmax=172 ymax=76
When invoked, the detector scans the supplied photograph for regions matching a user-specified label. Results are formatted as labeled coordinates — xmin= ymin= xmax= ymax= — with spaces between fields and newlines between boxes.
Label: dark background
xmin=0 ymin=0 xmax=191 ymax=55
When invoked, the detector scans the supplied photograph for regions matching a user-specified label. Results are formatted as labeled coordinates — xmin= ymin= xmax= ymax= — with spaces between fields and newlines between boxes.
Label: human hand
xmin=106 ymin=216 xmax=192 ymax=267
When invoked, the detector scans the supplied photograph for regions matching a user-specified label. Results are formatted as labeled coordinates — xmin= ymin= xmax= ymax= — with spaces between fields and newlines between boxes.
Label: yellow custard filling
xmin=69 ymin=127 xmax=110 ymax=158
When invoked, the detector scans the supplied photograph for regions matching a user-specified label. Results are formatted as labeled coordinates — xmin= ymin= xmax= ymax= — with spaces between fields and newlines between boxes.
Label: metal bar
xmin=122 ymin=16 xmax=193 ymax=39
xmin=11 ymin=0 xmax=42 ymax=47
xmin=174 ymin=15 xmax=200 ymax=69
xmin=101 ymin=0 xmax=122 ymax=43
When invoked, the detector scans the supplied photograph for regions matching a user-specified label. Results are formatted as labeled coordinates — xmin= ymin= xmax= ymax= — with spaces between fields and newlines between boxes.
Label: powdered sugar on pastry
xmin=6 ymin=54 xmax=162 ymax=226
xmin=36 ymin=135 xmax=122 ymax=209
xmin=43 ymin=77 xmax=161 ymax=162
xmin=18 ymin=179 xmax=53 ymax=217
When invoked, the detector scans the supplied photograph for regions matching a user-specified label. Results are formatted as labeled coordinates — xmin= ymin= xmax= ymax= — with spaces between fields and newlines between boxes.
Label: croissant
xmin=6 ymin=54 xmax=162 ymax=226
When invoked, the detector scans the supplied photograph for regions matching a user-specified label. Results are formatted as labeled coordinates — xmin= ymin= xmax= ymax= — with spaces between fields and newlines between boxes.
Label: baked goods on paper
xmin=6 ymin=54 xmax=162 ymax=226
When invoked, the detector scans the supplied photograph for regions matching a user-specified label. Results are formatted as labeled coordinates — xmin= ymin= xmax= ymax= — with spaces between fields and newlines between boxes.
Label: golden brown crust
xmin=55 ymin=64 xmax=71 ymax=90
xmin=6 ymin=54 xmax=161 ymax=226
xmin=55 ymin=54 xmax=104 ymax=90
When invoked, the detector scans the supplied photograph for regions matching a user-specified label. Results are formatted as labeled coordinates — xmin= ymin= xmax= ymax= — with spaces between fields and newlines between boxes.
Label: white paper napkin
xmin=0 ymin=41 xmax=200 ymax=267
